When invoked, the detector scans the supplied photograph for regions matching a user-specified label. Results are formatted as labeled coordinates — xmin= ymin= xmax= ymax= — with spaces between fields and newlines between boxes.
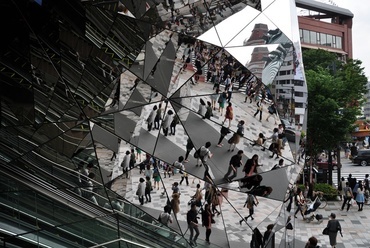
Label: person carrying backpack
xmin=341 ymin=182 xmax=353 ymax=211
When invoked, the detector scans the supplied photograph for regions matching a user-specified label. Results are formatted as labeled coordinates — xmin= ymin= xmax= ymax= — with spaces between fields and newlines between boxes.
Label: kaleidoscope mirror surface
xmin=0 ymin=0 xmax=308 ymax=247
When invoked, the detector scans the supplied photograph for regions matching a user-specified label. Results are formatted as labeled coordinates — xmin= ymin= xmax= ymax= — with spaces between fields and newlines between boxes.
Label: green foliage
xmin=297 ymin=183 xmax=338 ymax=201
xmin=314 ymin=183 xmax=338 ymax=201
xmin=304 ymin=49 xmax=368 ymax=155
xmin=302 ymin=49 xmax=341 ymax=72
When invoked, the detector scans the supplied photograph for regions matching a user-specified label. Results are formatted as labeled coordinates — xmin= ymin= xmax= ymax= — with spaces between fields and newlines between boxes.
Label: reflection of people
xmin=263 ymin=224 xmax=275 ymax=248
xmin=223 ymin=150 xmax=243 ymax=182
xmin=240 ymin=194 xmax=259 ymax=224
xmin=243 ymin=154 xmax=260 ymax=177
xmin=201 ymin=204 xmax=212 ymax=245
xmin=147 ymin=105 xmax=157 ymax=131
xmin=227 ymin=120 xmax=244 ymax=152
xmin=240 ymin=174 xmax=263 ymax=189
xmin=217 ymin=125 xmax=231 ymax=147
xmin=187 ymin=203 xmax=200 ymax=246
xmin=159 ymin=205 xmax=173 ymax=226
xmin=271 ymin=159 xmax=284 ymax=170
xmin=248 ymin=185 xmax=273 ymax=197
xmin=223 ymin=102 xmax=233 ymax=128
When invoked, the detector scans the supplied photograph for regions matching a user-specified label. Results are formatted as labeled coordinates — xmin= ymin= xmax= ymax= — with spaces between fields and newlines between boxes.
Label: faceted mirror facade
xmin=0 ymin=0 xmax=307 ymax=247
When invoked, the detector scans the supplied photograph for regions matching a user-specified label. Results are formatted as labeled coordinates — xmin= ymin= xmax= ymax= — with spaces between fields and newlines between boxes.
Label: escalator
xmin=0 ymin=162 xmax=191 ymax=248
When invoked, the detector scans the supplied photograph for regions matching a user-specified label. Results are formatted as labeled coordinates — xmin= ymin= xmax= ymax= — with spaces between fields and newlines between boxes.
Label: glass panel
xmin=303 ymin=29 xmax=310 ymax=43
xmin=326 ymin=34 xmax=333 ymax=47
xmin=320 ymin=33 xmax=327 ymax=46
xmin=336 ymin=36 xmax=342 ymax=49
xmin=310 ymin=31 xmax=316 ymax=44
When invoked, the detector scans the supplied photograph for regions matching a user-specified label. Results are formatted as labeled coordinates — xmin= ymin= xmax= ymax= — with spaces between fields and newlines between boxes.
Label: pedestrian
xmin=226 ymin=80 xmax=233 ymax=102
xmin=271 ymin=158 xmax=284 ymax=170
xmin=267 ymin=128 xmax=279 ymax=158
xmin=147 ymin=105 xmax=157 ymax=131
xmin=202 ymin=204 xmax=213 ymax=245
xmin=224 ymin=150 xmax=243 ymax=182
xmin=184 ymin=137 xmax=194 ymax=163
xmin=339 ymin=177 xmax=346 ymax=200
xmin=341 ymin=182 xmax=353 ymax=211
xmin=326 ymin=213 xmax=341 ymax=248
xmin=355 ymin=180 xmax=365 ymax=211
xmin=198 ymin=98 xmax=206 ymax=118
xmin=196 ymin=141 xmax=212 ymax=167
xmin=120 ymin=150 xmax=130 ymax=178
xmin=305 ymin=236 xmax=319 ymax=248
xmin=152 ymin=164 xmax=161 ymax=190
xmin=227 ymin=120 xmax=244 ymax=152
xmin=145 ymin=176 xmax=152 ymax=203
xmin=217 ymin=125 xmax=231 ymax=147
xmin=266 ymin=103 xmax=278 ymax=124
xmin=170 ymin=114 xmax=179 ymax=135
xmin=135 ymin=147 xmax=142 ymax=162
xmin=223 ymin=102 xmax=233 ymax=128
xmin=204 ymin=101 xmax=213 ymax=119
xmin=187 ymin=203 xmax=200 ymax=246
xmin=159 ymin=205 xmax=173 ymax=226
xmin=144 ymin=163 xmax=152 ymax=179
xmin=129 ymin=148 xmax=136 ymax=170
xmin=171 ymin=193 xmax=180 ymax=217
xmin=192 ymin=183 xmax=203 ymax=207
xmin=240 ymin=193 xmax=259 ymax=224
xmin=294 ymin=188 xmax=306 ymax=219
xmin=242 ymin=154 xmax=261 ymax=177
xmin=84 ymin=172 xmax=98 ymax=205
xmin=162 ymin=110 xmax=173 ymax=136
xmin=263 ymin=224 xmax=275 ymax=248
xmin=364 ymin=174 xmax=370 ymax=203
xmin=154 ymin=103 xmax=162 ymax=130
xmin=250 ymin=132 xmax=266 ymax=151
xmin=211 ymin=87 xmax=220 ymax=110
xmin=253 ymin=100 xmax=263 ymax=122
xmin=218 ymin=90 xmax=227 ymax=115
xmin=136 ymin=178 xmax=145 ymax=205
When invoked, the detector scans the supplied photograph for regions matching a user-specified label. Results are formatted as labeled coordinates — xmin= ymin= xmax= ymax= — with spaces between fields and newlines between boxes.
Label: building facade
xmin=272 ymin=0 xmax=353 ymax=126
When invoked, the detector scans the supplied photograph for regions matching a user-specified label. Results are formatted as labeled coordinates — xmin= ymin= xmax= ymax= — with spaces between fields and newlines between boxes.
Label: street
xmin=331 ymin=152 xmax=369 ymax=187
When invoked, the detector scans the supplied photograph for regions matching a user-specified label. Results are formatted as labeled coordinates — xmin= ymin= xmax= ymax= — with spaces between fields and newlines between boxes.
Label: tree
xmin=304 ymin=49 xmax=368 ymax=184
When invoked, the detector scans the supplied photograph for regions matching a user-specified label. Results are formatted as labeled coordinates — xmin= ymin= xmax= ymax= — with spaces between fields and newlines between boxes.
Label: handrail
xmin=0 ymin=163 xmax=186 ymax=248
xmin=89 ymin=237 xmax=152 ymax=248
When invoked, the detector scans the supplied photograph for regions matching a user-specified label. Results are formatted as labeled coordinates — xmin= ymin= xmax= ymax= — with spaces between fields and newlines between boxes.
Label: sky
xmin=332 ymin=0 xmax=370 ymax=80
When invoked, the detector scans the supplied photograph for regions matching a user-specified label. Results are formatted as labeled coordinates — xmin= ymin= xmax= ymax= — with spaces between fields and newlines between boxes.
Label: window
xmin=303 ymin=30 xmax=310 ymax=43
xmin=299 ymin=29 xmax=303 ymax=42
xmin=294 ymin=80 xmax=304 ymax=86
xmin=279 ymin=71 xmax=287 ymax=76
xmin=320 ymin=33 xmax=326 ymax=46
xmin=310 ymin=31 xmax=317 ymax=44
xmin=326 ymin=34 xmax=332 ymax=47
xmin=336 ymin=36 xmax=342 ymax=49
xmin=295 ymin=92 xmax=304 ymax=97
xmin=295 ymin=103 xmax=303 ymax=108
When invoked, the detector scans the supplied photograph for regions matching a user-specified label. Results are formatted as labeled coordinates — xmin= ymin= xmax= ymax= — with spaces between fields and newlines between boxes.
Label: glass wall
xmin=300 ymin=28 xmax=342 ymax=49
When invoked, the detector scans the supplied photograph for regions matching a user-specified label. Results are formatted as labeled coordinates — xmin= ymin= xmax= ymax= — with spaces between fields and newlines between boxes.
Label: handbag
xmin=322 ymin=227 xmax=329 ymax=235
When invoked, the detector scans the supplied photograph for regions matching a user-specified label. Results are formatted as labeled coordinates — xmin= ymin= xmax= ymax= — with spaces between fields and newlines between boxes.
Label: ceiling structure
xmin=0 ymin=0 xmax=307 ymax=247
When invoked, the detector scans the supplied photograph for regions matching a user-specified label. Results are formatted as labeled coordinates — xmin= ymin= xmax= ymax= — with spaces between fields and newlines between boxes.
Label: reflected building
xmin=272 ymin=0 xmax=354 ymax=126
xmin=0 ymin=0 xmax=309 ymax=247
